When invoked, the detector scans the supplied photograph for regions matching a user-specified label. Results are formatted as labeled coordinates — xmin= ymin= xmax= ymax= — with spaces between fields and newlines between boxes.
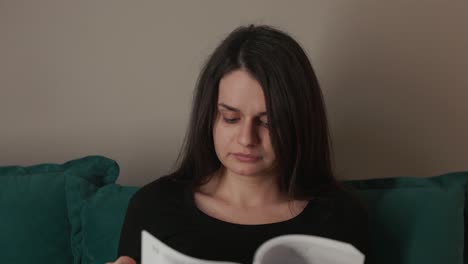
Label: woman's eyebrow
xmin=218 ymin=103 xmax=267 ymax=116
xmin=218 ymin=103 xmax=239 ymax=112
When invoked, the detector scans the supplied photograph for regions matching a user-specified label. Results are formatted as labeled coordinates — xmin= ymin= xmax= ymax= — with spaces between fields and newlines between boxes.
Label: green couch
xmin=0 ymin=156 xmax=466 ymax=264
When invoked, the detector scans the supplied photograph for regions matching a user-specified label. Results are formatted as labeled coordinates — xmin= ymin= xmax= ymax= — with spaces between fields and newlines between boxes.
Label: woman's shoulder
xmin=312 ymin=185 xmax=368 ymax=217
xmin=307 ymin=185 xmax=369 ymax=254
xmin=323 ymin=186 xmax=369 ymax=232
xmin=130 ymin=174 xmax=191 ymax=206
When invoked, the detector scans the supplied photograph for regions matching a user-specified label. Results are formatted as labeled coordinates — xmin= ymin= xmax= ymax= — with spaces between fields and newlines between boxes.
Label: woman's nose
xmin=237 ymin=120 xmax=259 ymax=147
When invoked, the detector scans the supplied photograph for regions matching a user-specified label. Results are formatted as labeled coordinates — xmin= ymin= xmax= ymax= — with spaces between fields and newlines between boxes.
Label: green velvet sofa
xmin=0 ymin=156 xmax=466 ymax=264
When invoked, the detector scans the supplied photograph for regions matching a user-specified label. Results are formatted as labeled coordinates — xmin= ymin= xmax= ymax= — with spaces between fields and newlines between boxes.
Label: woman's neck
xmin=198 ymin=168 xmax=287 ymax=209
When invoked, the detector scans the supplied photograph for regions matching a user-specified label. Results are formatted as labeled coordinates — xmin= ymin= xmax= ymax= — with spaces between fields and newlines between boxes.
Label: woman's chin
xmin=228 ymin=166 xmax=266 ymax=177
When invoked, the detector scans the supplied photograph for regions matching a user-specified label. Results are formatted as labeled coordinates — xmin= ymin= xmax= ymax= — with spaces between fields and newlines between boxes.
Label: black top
xmin=118 ymin=176 xmax=369 ymax=264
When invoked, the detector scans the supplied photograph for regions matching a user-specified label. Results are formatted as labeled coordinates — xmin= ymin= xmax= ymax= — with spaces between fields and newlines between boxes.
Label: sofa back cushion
xmin=79 ymin=184 xmax=138 ymax=264
xmin=0 ymin=156 xmax=118 ymax=264
xmin=346 ymin=172 xmax=468 ymax=264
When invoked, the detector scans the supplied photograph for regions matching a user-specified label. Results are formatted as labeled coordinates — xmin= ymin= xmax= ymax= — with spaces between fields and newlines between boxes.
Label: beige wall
xmin=1 ymin=0 xmax=467 ymax=186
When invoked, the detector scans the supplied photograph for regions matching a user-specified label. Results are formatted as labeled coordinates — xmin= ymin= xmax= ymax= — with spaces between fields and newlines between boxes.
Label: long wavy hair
xmin=171 ymin=24 xmax=339 ymax=199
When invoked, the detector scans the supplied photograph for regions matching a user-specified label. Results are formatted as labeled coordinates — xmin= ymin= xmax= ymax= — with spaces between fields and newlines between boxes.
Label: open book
xmin=141 ymin=230 xmax=365 ymax=264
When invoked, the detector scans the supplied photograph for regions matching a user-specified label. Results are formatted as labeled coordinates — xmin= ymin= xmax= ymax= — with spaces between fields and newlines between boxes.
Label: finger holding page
xmin=106 ymin=256 xmax=137 ymax=264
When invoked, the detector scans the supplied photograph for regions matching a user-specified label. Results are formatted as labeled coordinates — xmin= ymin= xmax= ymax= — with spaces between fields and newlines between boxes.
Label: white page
xmin=252 ymin=235 xmax=365 ymax=264
xmin=141 ymin=230 xmax=239 ymax=264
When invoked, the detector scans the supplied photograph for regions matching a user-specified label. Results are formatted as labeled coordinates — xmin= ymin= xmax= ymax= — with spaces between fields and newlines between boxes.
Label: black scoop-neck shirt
xmin=118 ymin=176 xmax=368 ymax=264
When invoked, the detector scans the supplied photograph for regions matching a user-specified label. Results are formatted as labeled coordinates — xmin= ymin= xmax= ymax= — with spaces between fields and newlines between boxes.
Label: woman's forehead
xmin=218 ymin=69 xmax=266 ymax=112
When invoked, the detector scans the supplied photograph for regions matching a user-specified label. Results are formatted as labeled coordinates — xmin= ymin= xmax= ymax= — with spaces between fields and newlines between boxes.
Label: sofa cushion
xmin=0 ymin=156 xmax=118 ymax=264
xmin=65 ymin=156 xmax=120 ymax=264
xmin=79 ymin=184 xmax=138 ymax=264
xmin=346 ymin=172 xmax=468 ymax=264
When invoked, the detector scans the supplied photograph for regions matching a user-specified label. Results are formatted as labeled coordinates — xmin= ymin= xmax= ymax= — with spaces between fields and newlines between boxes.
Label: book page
xmin=141 ymin=230 xmax=239 ymax=264
xmin=252 ymin=235 xmax=365 ymax=264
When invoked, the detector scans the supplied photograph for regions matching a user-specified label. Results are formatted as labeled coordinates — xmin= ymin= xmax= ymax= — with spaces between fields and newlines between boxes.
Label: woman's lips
xmin=232 ymin=153 xmax=261 ymax=162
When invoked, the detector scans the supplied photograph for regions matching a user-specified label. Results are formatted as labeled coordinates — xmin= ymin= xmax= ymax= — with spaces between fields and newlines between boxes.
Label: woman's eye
xmin=223 ymin=118 xmax=239 ymax=124
xmin=222 ymin=117 xmax=268 ymax=127
xmin=258 ymin=117 xmax=269 ymax=128
xmin=259 ymin=120 xmax=269 ymax=128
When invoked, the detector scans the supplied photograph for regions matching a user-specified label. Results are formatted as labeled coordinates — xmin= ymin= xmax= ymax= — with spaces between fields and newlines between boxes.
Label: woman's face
xmin=213 ymin=69 xmax=277 ymax=178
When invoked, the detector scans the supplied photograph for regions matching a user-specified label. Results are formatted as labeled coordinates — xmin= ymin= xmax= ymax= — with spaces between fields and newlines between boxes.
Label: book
xmin=141 ymin=230 xmax=365 ymax=264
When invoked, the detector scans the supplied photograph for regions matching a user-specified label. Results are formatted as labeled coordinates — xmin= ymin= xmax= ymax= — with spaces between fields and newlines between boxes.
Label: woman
xmin=110 ymin=24 xmax=368 ymax=264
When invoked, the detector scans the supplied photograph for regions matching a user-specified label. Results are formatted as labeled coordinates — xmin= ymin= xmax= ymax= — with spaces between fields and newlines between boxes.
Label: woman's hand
xmin=106 ymin=256 xmax=136 ymax=264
